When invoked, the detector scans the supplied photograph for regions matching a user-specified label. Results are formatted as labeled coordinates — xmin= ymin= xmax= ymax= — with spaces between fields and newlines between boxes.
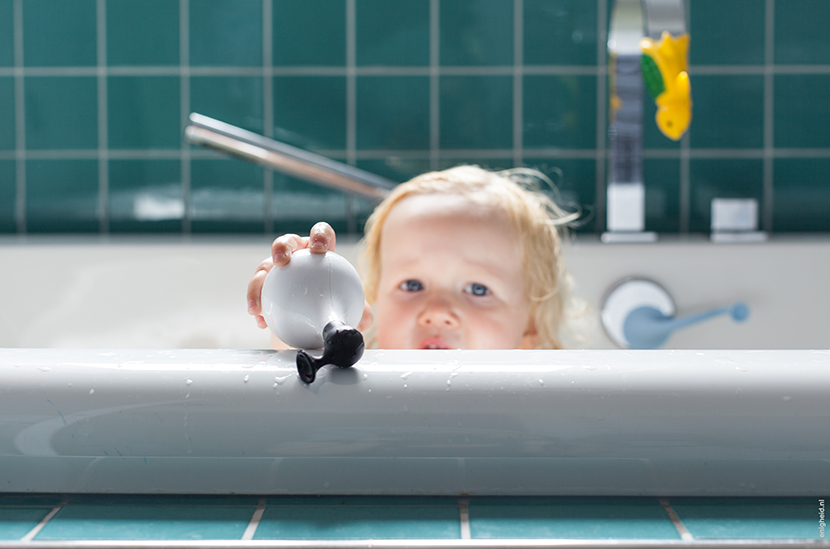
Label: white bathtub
xmin=1 ymin=235 xmax=828 ymax=350
xmin=1 ymin=236 xmax=829 ymax=496
xmin=2 ymin=347 xmax=828 ymax=496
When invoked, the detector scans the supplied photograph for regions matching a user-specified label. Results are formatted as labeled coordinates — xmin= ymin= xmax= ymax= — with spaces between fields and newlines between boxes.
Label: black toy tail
xmin=296 ymin=321 xmax=364 ymax=384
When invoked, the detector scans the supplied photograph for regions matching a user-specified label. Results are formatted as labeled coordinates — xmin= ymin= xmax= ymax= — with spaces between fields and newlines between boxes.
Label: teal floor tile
xmin=469 ymin=497 xmax=680 ymax=540
xmin=671 ymin=498 xmax=824 ymax=539
xmin=36 ymin=504 xmax=255 ymax=540
xmin=255 ymin=500 xmax=461 ymax=540
xmin=0 ymin=507 xmax=54 ymax=541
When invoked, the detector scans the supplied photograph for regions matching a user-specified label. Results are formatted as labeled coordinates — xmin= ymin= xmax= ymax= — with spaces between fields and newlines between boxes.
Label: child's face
xmin=374 ymin=193 xmax=538 ymax=350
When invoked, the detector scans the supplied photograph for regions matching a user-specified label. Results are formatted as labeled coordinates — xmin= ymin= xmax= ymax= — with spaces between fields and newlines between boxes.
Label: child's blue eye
xmin=400 ymin=279 xmax=424 ymax=292
xmin=465 ymin=283 xmax=490 ymax=296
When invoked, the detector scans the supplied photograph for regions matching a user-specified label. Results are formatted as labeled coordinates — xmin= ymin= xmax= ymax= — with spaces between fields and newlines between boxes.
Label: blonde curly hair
xmin=360 ymin=165 xmax=578 ymax=349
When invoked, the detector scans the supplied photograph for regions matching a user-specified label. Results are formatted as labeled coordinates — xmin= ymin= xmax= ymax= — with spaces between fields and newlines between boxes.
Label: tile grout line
xmin=180 ymin=0 xmax=191 ymax=237
xmin=20 ymin=502 xmax=65 ymax=542
xmin=512 ymin=0 xmax=523 ymax=168
xmin=240 ymin=498 xmax=267 ymax=541
xmin=763 ymin=0 xmax=775 ymax=233
xmin=679 ymin=131 xmax=690 ymax=233
xmin=262 ymin=0 xmax=274 ymax=237
xmin=345 ymin=0 xmax=356 ymax=167
xmin=678 ymin=0 xmax=691 ymax=234
xmin=659 ymin=498 xmax=693 ymax=541
xmin=595 ymin=0 xmax=608 ymax=233
xmin=97 ymin=0 xmax=109 ymax=235
xmin=345 ymin=0 xmax=357 ymax=233
xmin=7 ymin=147 xmax=830 ymax=162
xmin=429 ymin=0 xmax=440 ymax=171
xmin=13 ymin=0 xmax=25 ymax=236
xmin=5 ymin=63 xmax=830 ymax=78
xmin=457 ymin=497 xmax=471 ymax=539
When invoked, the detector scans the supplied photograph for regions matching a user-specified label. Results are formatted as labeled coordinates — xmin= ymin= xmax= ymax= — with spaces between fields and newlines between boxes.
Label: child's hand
xmin=246 ymin=222 xmax=373 ymax=334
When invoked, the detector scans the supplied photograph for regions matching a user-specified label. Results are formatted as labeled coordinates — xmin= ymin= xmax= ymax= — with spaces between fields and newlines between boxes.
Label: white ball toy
xmin=261 ymin=249 xmax=365 ymax=350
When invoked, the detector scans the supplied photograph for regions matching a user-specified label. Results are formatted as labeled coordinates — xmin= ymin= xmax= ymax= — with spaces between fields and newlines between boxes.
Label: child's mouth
xmin=419 ymin=338 xmax=452 ymax=350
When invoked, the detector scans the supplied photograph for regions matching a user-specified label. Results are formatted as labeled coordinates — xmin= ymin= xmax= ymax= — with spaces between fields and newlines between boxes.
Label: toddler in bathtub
xmin=246 ymin=165 xmax=579 ymax=350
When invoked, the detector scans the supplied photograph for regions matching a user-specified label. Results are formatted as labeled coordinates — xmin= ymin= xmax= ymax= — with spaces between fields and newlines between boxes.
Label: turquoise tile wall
xmin=1 ymin=0 xmax=829 ymax=236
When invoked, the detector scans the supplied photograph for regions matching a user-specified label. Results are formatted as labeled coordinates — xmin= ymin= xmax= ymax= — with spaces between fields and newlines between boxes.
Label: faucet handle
xmin=601 ymin=278 xmax=749 ymax=349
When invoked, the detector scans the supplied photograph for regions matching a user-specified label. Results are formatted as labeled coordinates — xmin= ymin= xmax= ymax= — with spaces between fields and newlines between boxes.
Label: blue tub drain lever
xmin=601 ymin=278 xmax=750 ymax=349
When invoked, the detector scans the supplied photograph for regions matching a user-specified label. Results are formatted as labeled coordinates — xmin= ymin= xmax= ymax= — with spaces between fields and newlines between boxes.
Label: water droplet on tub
xmin=89 ymin=389 xmax=95 ymax=395
xmin=38 ymin=367 xmax=51 ymax=372
xmin=243 ymin=375 xmax=250 ymax=383
xmin=400 ymin=372 xmax=412 ymax=379
xmin=186 ymin=379 xmax=193 ymax=386
xmin=363 ymin=373 xmax=368 ymax=380
xmin=539 ymin=379 xmax=544 ymax=386
xmin=274 ymin=375 xmax=291 ymax=385
xmin=449 ymin=372 xmax=458 ymax=379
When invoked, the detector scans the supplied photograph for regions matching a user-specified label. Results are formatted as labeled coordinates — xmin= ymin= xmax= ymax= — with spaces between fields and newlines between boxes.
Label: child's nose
xmin=417 ymin=300 xmax=459 ymax=329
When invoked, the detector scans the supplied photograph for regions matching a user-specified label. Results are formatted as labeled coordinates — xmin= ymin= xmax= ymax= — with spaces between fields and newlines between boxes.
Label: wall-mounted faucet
xmin=601 ymin=278 xmax=749 ymax=349
xmin=185 ymin=113 xmax=395 ymax=201
xmin=602 ymin=0 xmax=690 ymax=243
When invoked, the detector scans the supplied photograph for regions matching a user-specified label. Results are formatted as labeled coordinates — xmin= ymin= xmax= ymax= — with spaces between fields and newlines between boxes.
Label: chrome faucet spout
xmin=185 ymin=113 xmax=394 ymax=201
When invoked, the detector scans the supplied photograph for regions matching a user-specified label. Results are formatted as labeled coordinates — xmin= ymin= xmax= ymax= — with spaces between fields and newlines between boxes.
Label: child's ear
xmin=520 ymin=318 xmax=538 ymax=349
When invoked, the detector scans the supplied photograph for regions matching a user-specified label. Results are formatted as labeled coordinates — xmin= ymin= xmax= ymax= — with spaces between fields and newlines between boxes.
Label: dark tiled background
xmin=0 ymin=0 xmax=828 ymax=236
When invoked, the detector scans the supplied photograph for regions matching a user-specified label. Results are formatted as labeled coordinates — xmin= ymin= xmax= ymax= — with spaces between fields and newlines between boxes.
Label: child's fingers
xmin=308 ymin=222 xmax=336 ymax=254
xmin=247 ymin=257 xmax=272 ymax=327
xmin=271 ymin=234 xmax=304 ymax=267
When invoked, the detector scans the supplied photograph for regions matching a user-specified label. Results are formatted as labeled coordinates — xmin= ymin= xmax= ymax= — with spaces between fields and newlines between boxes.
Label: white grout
xmin=4 ymin=62 xmax=830 ymax=79
xmin=763 ymin=0 xmax=776 ymax=233
xmin=262 ymin=0 xmax=274 ymax=236
xmin=179 ymin=0 xmax=191 ymax=236
xmin=595 ymin=0 xmax=608 ymax=232
xmin=429 ymin=0 xmax=440 ymax=170
xmin=659 ymin=498 xmax=694 ymax=541
xmin=6 ymin=146 xmax=830 ymax=163
xmin=240 ymin=498 xmax=267 ymax=541
xmin=678 ymin=0 xmax=691 ymax=234
xmin=345 ymin=0 xmax=356 ymax=168
xmin=457 ymin=497 xmax=471 ymax=539
xmin=345 ymin=0 xmax=357 ymax=232
xmin=512 ymin=0 xmax=523 ymax=168
xmin=13 ymin=0 xmax=25 ymax=235
xmin=97 ymin=0 xmax=109 ymax=235
xmin=679 ymin=131 xmax=690 ymax=233
xmin=20 ymin=502 xmax=65 ymax=541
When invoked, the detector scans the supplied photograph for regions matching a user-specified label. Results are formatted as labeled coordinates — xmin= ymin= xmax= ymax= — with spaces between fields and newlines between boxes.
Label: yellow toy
xmin=640 ymin=31 xmax=691 ymax=140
